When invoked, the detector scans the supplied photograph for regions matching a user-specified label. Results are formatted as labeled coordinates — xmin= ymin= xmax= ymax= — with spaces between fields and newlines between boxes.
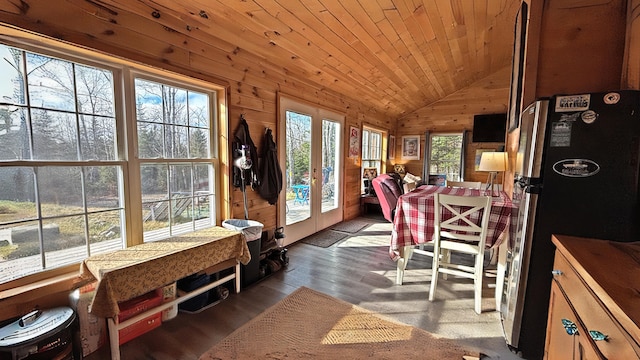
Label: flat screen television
xmin=472 ymin=113 xmax=507 ymax=143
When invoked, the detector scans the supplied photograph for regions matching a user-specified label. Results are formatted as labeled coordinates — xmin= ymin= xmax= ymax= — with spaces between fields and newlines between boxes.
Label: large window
xmin=361 ymin=127 xmax=383 ymax=193
xmin=135 ymin=77 xmax=216 ymax=242
xmin=0 ymin=40 xmax=219 ymax=284
xmin=427 ymin=133 xmax=464 ymax=181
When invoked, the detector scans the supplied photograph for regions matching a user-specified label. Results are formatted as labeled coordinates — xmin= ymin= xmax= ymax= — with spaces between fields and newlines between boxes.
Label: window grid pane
xmin=0 ymin=45 xmax=123 ymax=283
xmin=135 ymin=77 xmax=215 ymax=242
xmin=0 ymin=41 xmax=220 ymax=283
xmin=429 ymin=134 xmax=463 ymax=181
xmin=361 ymin=128 xmax=383 ymax=194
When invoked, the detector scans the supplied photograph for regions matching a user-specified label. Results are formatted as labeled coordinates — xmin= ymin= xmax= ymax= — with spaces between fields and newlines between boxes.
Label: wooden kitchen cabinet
xmin=546 ymin=281 xmax=603 ymax=359
xmin=544 ymin=235 xmax=640 ymax=360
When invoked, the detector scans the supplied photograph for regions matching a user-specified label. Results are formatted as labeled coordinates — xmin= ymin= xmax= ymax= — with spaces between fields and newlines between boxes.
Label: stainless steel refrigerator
xmin=500 ymin=90 xmax=640 ymax=359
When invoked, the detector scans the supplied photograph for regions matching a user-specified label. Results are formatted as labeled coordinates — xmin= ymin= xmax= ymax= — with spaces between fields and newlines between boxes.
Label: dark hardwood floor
xmin=86 ymin=214 xmax=523 ymax=359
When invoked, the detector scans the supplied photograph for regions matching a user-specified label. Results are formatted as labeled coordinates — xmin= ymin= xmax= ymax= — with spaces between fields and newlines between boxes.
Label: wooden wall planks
xmin=395 ymin=67 xmax=510 ymax=183
xmin=0 ymin=0 xmax=389 ymax=235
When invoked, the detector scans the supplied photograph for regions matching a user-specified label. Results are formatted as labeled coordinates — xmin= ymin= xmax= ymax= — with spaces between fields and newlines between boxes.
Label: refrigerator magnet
xmin=581 ymin=110 xmax=598 ymax=124
xmin=555 ymin=94 xmax=590 ymax=112
xmin=603 ymin=92 xmax=620 ymax=105
xmin=549 ymin=122 xmax=572 ymax=147
xmin=553 ymin=159 xmax=600 ymax=177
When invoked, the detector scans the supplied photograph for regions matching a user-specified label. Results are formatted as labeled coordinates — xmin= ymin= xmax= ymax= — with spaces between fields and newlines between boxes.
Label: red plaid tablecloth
xmin=390 ymin=185 xmax=514 ymax=261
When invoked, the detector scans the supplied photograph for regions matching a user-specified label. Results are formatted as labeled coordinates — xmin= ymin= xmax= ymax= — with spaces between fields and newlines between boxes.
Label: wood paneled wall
xmin=0 ymin=0 xmax=391 ymax=319
xmin=395 ymin=67 xmax=511 ymax=183
xmin=0 ymin=0 xmax=392 ymax=235
xmin=534 ymin=0 xmax=626 ymax=97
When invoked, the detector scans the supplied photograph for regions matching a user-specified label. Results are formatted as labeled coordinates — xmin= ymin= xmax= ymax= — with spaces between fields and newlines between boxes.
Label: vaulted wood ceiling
xmin=13 ymin=0 xmax=521 ymax=118
xmin=177 ymin=0 xmax=520 ymax=117
xmin=139 ymin=0 xmax=521 ymax=117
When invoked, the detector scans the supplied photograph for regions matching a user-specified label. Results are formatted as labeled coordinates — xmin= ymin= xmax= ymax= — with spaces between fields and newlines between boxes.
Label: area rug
xmin=331 ymin=219 xmax=371 ymax=233
xmin=301 ymin=230 xmax=349 ymax=248
xmin=200 ymin=286 xmax=475 ymax=359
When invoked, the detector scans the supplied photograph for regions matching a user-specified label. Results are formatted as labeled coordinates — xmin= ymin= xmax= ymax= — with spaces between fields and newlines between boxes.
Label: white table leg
xmin=395 ymin=246 xmax=413 ymax=285
xmin=235 ymin=262 xmax=241 ymax=293
xmin=495 ymin=240 xmax=508 ymax=311
xmin=107 ymin=317 xmax=120 ymax=360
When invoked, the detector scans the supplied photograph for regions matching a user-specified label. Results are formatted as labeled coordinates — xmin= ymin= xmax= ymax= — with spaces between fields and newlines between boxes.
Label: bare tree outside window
xmin=0 ymin=41 xmax=219 ymax=283
xmin=0 ymin=45 xmax=122 ymax=282
xmin=135 ymin=78 xmax=214 ymax=242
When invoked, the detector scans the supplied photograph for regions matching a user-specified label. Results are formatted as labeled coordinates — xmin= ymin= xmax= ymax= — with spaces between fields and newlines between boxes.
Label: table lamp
xmin=478 ymin=152 xmax=506 ymax=197
xmin=393 ymin=164 xmax=406 ymax=179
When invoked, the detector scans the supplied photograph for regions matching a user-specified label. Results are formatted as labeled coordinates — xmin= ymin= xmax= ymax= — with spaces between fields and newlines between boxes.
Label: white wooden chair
xmin=429 ymin=193 xmax=492 ymax=314
xmin=446 ymin=180 xmax=482 ymax=189
xmin=445 ymin=181 xmax=498 ymax=265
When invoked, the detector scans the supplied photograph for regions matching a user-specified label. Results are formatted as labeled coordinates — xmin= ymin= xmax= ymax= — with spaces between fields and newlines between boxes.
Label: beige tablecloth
xmin=80 ymin=226 xmax=250 ymax=318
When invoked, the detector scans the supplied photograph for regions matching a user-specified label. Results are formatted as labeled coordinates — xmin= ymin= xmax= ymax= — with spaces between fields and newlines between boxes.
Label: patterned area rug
xmin=200 ymin=287 xmax=476 ymax=359
xmin=301 ymin=230 xmax=349 ymax=248
xmin=331 ymin=219 xmax=370 ymax=233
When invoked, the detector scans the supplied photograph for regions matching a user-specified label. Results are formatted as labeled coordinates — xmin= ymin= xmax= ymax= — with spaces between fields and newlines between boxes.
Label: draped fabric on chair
xmin=422 ymin=130 xmax=430 ymax=181
xmin=371 ymin=174 xmax=403 ymax=222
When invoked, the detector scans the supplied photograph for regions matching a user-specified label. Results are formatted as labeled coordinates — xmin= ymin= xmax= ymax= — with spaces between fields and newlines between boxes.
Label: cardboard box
xmin=117 ymin=288 xmax=163 ymax=323
xmin=118 ymin=311 xmax=162 ymax=345
xmin=69 ymin=282 xmax=107 ymax=357
xmin=161 ymin=282 xmax=178 ymax=321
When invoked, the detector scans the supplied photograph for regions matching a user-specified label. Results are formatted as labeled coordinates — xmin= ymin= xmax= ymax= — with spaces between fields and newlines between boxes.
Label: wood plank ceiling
xmin=88 ymin=0 xmax=521 ymax=118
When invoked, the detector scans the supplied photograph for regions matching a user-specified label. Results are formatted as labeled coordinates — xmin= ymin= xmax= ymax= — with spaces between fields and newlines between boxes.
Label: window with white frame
xmin=361 ymin=127 xmax=383 ymax=193
xmin=134 ymin=77 xmax=216 ymax=242
xmin=0 ymin=40 xmax=219 ymax=284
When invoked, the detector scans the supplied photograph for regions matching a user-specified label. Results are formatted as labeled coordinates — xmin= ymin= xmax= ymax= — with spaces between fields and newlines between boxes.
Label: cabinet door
xmin=576 ymin=335 xmax=604 ymax=360
xmin=545 ymin=281 xmax=605 ymax=360
xmin=545 ymin=281 xmax=577 ymax=359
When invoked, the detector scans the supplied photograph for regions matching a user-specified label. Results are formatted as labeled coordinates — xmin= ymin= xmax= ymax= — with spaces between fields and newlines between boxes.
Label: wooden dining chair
xmin=446 ymin=180 xmax=482 ymax=189
xmin=429 ymin=193 xmax=492 ymax=314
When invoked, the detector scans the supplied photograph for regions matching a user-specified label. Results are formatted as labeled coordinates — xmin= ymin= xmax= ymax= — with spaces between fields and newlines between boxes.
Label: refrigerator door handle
xmin=521 ymin=177 xmax=543 ymax=194
xmin=527 ymin=184 xmax=542 ymax=194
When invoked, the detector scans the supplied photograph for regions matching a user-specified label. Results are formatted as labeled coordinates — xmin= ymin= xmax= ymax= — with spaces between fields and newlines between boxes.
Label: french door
xmin=278 ymin=96 xmax=343 ymax=245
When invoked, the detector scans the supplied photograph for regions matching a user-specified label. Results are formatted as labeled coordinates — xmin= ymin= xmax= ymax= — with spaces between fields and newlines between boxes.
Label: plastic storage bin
xmin=222 ymin=219 xmax=263 ymax=287
xmin=177 ymin=273 xmax=211 ymax=312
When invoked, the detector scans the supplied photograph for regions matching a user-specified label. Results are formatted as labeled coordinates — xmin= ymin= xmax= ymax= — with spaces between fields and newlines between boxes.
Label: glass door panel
xmin=285 ymin=111 xmax=311 ymax=226
xmin=321 ymin=120 xmax=339 ymax=213
xmin=279 ymin=96 xmax=343 ymax=244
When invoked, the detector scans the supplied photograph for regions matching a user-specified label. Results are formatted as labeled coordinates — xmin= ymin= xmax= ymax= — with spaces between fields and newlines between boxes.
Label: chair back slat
xmin=446 ymin=181 xmax=482 ymax=189
xmin=434 ymin=194 xmax=491 ymax=246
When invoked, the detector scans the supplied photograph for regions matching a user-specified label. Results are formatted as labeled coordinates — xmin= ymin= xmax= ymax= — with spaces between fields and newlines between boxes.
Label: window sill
xmin=0 ymin=270 xmax=89 ymax=303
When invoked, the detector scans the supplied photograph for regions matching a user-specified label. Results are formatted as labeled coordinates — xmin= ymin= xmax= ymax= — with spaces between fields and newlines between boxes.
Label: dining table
xmin=79 ymin=227 xmax=251 ymax=360
xmin=390 ymin=185 xmax=514 ymax=308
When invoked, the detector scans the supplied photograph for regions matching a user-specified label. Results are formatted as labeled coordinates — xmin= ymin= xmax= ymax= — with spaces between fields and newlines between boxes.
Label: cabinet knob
xmin=561 ymin=318 xmax=578 ymax=335
xmin=551 ymin=270 xmax=563 ymax=276
xmin=589 ymin=330 xmax=609 ymax=341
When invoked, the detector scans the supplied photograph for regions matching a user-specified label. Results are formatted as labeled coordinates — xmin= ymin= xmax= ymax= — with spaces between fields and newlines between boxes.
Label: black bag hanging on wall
xmin=232 ymin=115 xmax=260 ymax=189
xmin=258 ymin=128 xmax=283 ymax=205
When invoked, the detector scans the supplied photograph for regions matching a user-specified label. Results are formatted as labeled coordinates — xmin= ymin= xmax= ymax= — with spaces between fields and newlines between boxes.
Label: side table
xmin=360 ymin=194 xmax=380 ymax=214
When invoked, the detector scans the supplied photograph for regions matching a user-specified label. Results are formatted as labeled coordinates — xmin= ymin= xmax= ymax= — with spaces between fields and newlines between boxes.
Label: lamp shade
xmin=515 ymin=152 xmax=525 ymax=175
xmin=478 ymin=152 xmax=507 ymax=172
